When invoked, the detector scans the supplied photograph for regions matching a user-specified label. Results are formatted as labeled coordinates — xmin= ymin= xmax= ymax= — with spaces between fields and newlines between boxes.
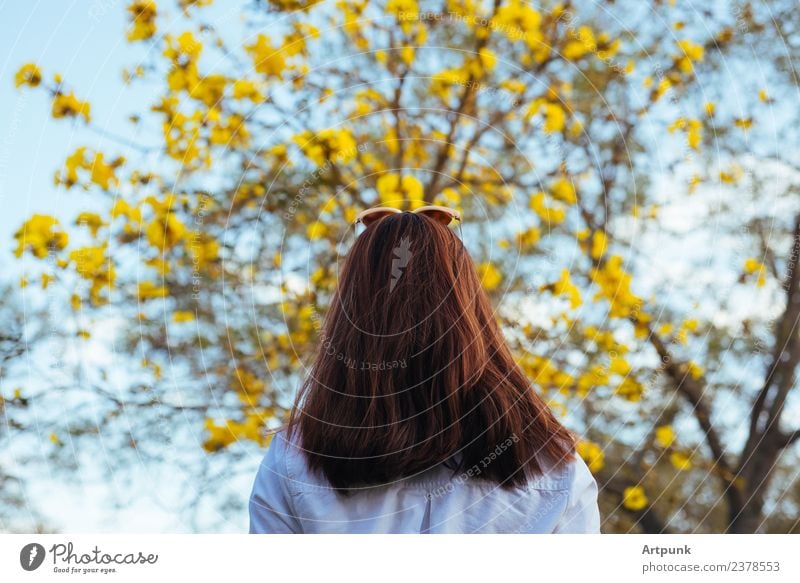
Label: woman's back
xmin=249 ymin=210 xmax=600 ymax=533
xmin=249 ymin=430 xmax=600 ymax=534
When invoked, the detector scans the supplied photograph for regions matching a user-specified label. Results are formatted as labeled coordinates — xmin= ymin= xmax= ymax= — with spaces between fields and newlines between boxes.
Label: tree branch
xmin=742 ymin=212 xmax=800 ymax=463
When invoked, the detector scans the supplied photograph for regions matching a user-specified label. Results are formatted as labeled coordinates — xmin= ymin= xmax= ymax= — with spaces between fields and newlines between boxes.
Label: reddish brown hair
xmin=287 ymin=212 xmax=575 ymax=492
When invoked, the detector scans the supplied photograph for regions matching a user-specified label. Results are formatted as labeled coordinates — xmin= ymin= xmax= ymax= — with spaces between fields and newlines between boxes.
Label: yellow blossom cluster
xmin=563 ymin=25 xmax=621 ymax=64
xmin=126 ymin=1 xmax=157 ymax=42
xmin=203 ymin=413 xmax=272 ymax=452
xmin=529 ymin=192 xmax=566 ymax=226
xmin=518 ymin=353 xmax=574 ymax=393
xmin=477 ymin=261 xmax=503 ymax=291
xmin=55 ymin=147 xmax=125 ymax=190
xmin=75 ymin=212 xmax=107 ymax=237
xmin=589 ymin=255 xmax=644 ymax=319
xmin=293 ymin=128 xmax=358 ymax=166
xmin=655 ymin=425 xmax=693 ymax=470
xmin=622 ymin=485 xmax=648 ymax=511
xmin=743 ymin=257 xmax=767 ymax=287
xmin=14 ymin=63 xmax=42 ymax=87
xmin=674 ymin=39 xmax=705 ymax=75
xmin=69 ymin=245 xmax=116 ymax=305
xmin=576 ymin=440 xmax=605 ymax=473
xmin=52 ymin=91 xmax=91 ymax=123
xmin=14 ymin=215 xmax=69 ymax=259
xmin=376 ymin=173 xmax=425 ymax=208
xmin=540 ymin=269 xmax=582 ymax=309
xmin=667 ymin=117 xmax=703 ymax=151
xmin=493 ymin=0 xmax=547 ymax=61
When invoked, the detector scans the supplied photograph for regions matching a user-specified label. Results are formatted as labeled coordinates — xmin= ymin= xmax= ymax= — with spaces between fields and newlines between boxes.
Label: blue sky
xmin=0 ymin=0 xmax=255 ymax=269
xmin=1 ymin=1 xmax=127 ymax=254
xmin=0 ymin=0 xmax=258 ymax=533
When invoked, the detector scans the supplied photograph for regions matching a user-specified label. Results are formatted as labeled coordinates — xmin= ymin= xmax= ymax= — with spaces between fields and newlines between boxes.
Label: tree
xmin=8 ymin=0 xmax=800 ymax=532
xmin=0 ymin=284 xmax=51 ymax=532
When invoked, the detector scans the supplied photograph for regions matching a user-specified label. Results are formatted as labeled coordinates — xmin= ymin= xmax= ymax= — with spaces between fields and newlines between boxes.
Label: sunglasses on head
xmin=354 ymin=205 xmax=462 ymax=228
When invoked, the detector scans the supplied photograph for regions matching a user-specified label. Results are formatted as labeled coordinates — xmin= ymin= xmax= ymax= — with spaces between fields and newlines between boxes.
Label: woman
xmin=249 ymin=206 xmax=600 ymax=533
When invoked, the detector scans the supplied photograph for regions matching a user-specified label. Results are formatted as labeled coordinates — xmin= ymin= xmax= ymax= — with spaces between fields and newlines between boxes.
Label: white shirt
xmin=249 ymin=430 xmax=600 ymax=534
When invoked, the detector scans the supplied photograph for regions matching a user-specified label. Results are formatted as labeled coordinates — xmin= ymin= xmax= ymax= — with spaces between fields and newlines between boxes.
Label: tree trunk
xmin=729 ymin=433 xmax=782 ymax=533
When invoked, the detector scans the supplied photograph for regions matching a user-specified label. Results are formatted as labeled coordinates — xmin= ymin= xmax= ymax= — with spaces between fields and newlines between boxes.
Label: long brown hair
xmin=287 ymin=211 xmax=575 ymax=492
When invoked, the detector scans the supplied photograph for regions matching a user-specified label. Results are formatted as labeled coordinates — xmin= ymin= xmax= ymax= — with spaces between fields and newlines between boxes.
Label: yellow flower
xmin=179 ymin=0 xmax=213 ymax=10
xmin=590 ymin=230 xmax=607 ymax=260
xmin=138 ymin=281 xmax=169 ymax=300
xmin=615 ymin=377 xmax=643 ymax=402
xmin=15 ymin=63 xmax=42 ymax=88
xmin=551 ymin=177 xmax=577 ymax=204
xmin=146 ymin=214 xmax=186 ymax=249
xmin=173 ymin=310 xmax=196 ymax=323
xmin=675 ymin=39 xmax=704 ymax=74
xmin=494 ymin=0 xmax=542 ymax=45
xmin=14 ymin=214 xmax=69 ymax=258
xmin=464 ymin=49 xmax=494 ymax=77
xmin=622 ymin=485 xmax=648 ymax=511
xmin=90 ymin=152 xmax=123 ymax=189
xmin=110 ymin=198 xmax=142 ymax=223
xmin=430 ymin=67 xmax=469 ymax=101
xmin=667 ymin=117 xmax=702 ymax=151
xmin=55 ymin=148 xmax=123 ymax=189
xmin=52 ymin=91 xmax=91 ymax=123
xmin=41 ymin=273 xmax=56 ymax=289
xmin=294 ymin=128 xmax=357 ymax=166
xmin=541 ymin=269 xmax=582 ymax=308
xmin=477 ymin=262 xmax=503 ymax=291
xmin=68 ymin=245 xmax=116 ymax=304
xmin=563 ymin=26 xmax=597 ymax=60
xmin=515 ymin=227 xmax=541 ymax=250
xmin=245 ymin=34 xmax=289 ymax=78
xmin=743 ymin=258 xmax=766 ymax=287
xmin=577 ymin=365 xmax=610 ymax=393
xmin=576 ymin=441 xmax=605 ymax=473
xmin=190 ymin=74 xmax=227 ymax=108
xmin=670 ymin=451 xmax=692 ymax=471
xmin=525 ymin=99 xmax=567 ymax=134
xmin=386 ymin=0 xmax=419 ymax=34
xmin=655 ymin=425 xmax=675 ymax=448
xmin=232 ymin=79 xmax=264 ymax=102
xmin=376 ymin=174 xmax=424 ymax=208
xmin=202 ymin=418 xmax=236 ymax=452
xmin=126 ymin=1 xmax=157 ymax=42
xmin=743 ymin=257 xmax=762 ymax=273
xmin=306 ymin=220 xmax=328 ymax=240
xmin=529 ymin=192 xmax=566 ymax=225
xmin=609 ymin=356 xmax=630 ymax=376
xmin=75 ymin=212 xmax=106 ymax=237
xmin=687 ymin=361 xmax=704 ymax=379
